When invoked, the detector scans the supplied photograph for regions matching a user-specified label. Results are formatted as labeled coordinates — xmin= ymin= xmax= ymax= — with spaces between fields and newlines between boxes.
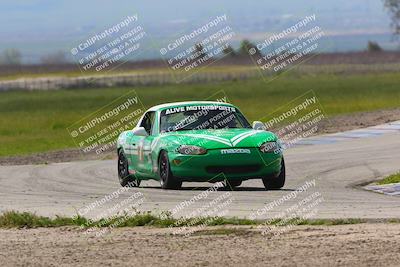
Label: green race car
xmin=117 ymin=101 xmax=285 ymax=189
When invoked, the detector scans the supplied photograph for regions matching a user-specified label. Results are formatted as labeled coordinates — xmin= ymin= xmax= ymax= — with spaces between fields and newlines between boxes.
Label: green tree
xmin=194 ymin=43 xmax=207 ymax=61
xmin=239 ymin=40 xmax=261 ymax=57
xmin=367 ymin=41 xmax=383 ymax=52
xmin=40 ymin=51 xmax=67 ymax=64
xmin=222 ymin=45 xmax=236 ymax=57
xmin=0 ymin=48 xmax=21 ymax=65
xmin=383 ymin=0 xmax=400 ymax=38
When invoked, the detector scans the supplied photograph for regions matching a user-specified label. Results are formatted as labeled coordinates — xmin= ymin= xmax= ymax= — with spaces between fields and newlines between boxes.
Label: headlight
xmin=259 ymin=141 xmax=281 ymax=153
xmin=177 ymin=145 xmax=207 ymax=155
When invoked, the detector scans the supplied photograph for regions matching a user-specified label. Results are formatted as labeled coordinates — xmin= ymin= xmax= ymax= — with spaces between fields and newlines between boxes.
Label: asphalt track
xmin=0 ymin=122 xmax=399 ymax=220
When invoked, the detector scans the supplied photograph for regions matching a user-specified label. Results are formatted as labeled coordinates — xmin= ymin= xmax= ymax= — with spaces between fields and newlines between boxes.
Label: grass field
xmin=378 ymin=172 xmax=400 ymax=185
xmin=1 ymin=63 xmax=399 ymax=81
xmin=0 ymin=65 xmax=257 ymax=81
xmin=1 ymin=72 xmax=400 ymax=156
xmin=0 ymin=210 xmax=366 ymax=228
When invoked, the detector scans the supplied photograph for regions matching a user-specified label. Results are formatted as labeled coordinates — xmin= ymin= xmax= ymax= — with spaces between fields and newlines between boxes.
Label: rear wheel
xmin=118 ymin=150 xmax=140 ymax=187
xmin=159 ymin=151 xmax=182 ymax=190
xmin=262 ymin=158 xmax=285 ymax=190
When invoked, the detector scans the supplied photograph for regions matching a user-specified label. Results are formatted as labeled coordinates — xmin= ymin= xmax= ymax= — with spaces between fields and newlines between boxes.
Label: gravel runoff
xmin=1 ymin=224 xmax=399 ymax=267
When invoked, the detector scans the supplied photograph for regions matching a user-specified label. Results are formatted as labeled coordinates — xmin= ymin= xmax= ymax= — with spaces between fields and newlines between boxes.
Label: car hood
xmin=161 ymin=128 xmax=277 ymax=149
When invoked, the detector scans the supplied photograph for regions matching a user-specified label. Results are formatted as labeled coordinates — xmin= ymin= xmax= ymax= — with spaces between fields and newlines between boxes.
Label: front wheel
xmin=158 ymin=151 xmax=182 ymax=190
xmin=224 ymin=179 xmax=242 ymax=189
xmin=118 ymin=150 xmax=140 ymax=187
xmin=262 ymin=158 xmax=285 ymax=190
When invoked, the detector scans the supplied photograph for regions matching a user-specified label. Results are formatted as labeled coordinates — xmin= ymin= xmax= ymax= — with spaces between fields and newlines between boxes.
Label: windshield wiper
xmin=174 ymin=128 xmax=192 ymax=132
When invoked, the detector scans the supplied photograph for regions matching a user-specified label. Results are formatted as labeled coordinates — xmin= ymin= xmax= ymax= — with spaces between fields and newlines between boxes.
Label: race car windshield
xmin=160 ymin=105 xmax=252 ymax=133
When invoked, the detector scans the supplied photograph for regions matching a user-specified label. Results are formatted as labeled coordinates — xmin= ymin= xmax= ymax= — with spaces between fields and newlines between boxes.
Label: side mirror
xmin=132 ymin=127 xmax=149 ymax=136
xmin=252 ymin=121 xmax=266 ymax=130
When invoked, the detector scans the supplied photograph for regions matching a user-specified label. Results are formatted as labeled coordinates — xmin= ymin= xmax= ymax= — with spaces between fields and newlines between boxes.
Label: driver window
xmin=140 ymin=111 xmax=155 ymax=135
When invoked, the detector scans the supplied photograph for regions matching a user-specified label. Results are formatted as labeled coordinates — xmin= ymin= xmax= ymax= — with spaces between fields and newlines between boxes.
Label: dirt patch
xmin=0 ymin=223 xmax=399 ymax=266
xmin=317 ymin=108 xmax=400 ymax=134
xmin=0 ymin=149 xmax=115 ymax=166
xmin=1 ymin=108 xmax=399 ymax=166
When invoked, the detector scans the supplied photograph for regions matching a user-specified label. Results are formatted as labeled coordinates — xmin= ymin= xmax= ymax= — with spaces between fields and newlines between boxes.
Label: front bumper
xmin=169 ymin=148 xmax=282 ymax=182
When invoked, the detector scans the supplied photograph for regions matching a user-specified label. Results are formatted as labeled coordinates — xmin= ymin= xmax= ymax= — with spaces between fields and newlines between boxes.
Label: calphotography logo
xmin=258 ymin=90 xmax=328 ymax=152
xmin=70 ymin=14 xmax=148 ymax=73
xmin=158 ymin=13 xmax=237 ymax=82
xmin=67 ymin=90 xmax=145 ymax=157
xmin=249 ymin=13 xmax=330 ymax=83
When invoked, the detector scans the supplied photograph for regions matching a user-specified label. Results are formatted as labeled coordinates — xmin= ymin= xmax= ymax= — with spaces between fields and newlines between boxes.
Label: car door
xmin=124 ymin=129 xmax=140 ymax=174
xmin=136 ymin=111 xmax=156 ymax=176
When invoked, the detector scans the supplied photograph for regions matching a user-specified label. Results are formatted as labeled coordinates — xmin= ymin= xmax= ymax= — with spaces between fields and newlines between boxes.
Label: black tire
xmin=262 ymin=158 xmax=285 ymax=190
xmin=118 ymin=150 xmax=140 ymax=187
xmin=224 ymin=179 xmax=242 ymax=189
xmin=158 ymin=151 xmax=182 ymax=189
